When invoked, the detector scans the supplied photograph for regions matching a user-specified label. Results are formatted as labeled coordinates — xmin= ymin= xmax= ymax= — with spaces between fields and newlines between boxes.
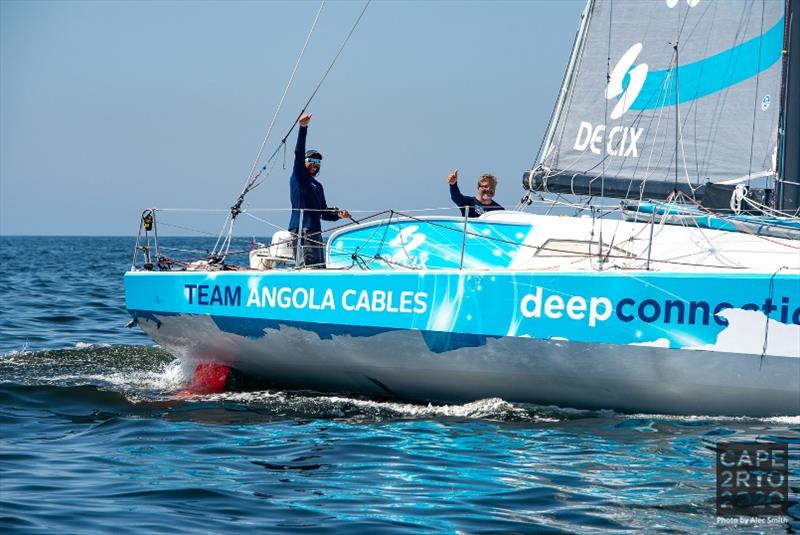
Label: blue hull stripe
xmin=129 ymin=310 xmax=494 ymax=354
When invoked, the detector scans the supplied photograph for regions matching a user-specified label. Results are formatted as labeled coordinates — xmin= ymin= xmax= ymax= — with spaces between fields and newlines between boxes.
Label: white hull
xmin=135 ymin=312 xmax=799 ymax=416
xmin=126 ymin=212 xmax=800 ymax=416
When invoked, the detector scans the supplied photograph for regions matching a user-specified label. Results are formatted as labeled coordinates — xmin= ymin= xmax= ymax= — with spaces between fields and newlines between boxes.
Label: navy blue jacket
xmin=288 ymin=126 xmax=340 ymax=233
xmin=449 ymin=184 xmax=504 ymax=218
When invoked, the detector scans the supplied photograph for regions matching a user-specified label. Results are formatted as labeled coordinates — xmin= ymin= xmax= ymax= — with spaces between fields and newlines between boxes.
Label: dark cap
xmin=305 ymin=150 xmax=322 ymax=160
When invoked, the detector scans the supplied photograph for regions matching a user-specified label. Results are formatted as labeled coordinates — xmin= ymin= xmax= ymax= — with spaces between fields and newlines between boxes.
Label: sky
xmin=1 ymin=0 xmax=585 ymax=236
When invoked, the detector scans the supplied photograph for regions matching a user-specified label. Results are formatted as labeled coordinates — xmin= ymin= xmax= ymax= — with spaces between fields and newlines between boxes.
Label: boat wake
xmin=2 ymin=345 xmax=798 ymax=425
xmin=0 ymin=344 xmax=190 ymax=398
xmin=194 ymin=391 xmax=560 ymax=422
xmin=0 ymin=344 xmax=555 ymax=422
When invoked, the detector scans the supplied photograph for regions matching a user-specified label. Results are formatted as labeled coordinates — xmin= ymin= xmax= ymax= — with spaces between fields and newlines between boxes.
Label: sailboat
xmin=125 ymin=0 xmax=800 ymax=416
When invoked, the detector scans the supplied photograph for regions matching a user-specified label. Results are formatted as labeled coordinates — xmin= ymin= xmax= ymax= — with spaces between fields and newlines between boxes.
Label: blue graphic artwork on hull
xmin=327 ymin=218 xmax=534 ymax=270
xmin=128 ymin=312 xmax=495 ymax=355
xmin=125 ymin=270 xmax=800 ymax=358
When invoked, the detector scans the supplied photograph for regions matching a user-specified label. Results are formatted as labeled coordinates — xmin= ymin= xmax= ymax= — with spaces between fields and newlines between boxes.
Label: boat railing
xmin=128 ymin=194 xmax=799 ymax=273
xmin=124 ymin=198 xmax=676 ymax=273
xmin=129 ymin=205 xmax=470 ymax=272
xmin=128 ymin=202 xmax=616 ymax=273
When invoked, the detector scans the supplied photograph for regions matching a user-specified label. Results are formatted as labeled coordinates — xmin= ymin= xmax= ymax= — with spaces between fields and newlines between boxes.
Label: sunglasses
xmin=306 ymin=158 xmax=322 ymax=165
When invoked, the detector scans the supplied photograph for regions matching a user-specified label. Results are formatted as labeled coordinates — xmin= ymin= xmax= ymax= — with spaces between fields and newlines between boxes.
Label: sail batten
xmin=530 ymin=0 xmax=787 ymax=204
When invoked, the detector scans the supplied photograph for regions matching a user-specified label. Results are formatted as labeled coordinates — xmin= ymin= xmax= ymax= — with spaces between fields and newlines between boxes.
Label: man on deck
xmin=447 ymin=169 xmax=504 ymax=217
xmin=289 ymin=112 xmax=350 ymax=268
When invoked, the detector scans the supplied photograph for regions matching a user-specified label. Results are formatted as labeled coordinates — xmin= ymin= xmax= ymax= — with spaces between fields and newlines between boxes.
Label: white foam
xmin=145 ymin=358 xmax=195 ymax=391
xmin=627 ymin=413 xmax=800 ymax=424
xmin=191 ymin=392 xmax=556 ymax=422
xmin=0 ymin=348 xmax=32 ymax=358
xmin=35 ymin=356 xmax=191 ymax=396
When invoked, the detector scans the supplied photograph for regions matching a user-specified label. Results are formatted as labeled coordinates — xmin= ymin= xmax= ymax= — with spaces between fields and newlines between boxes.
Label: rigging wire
xmin=761 ymin=265 xmax=788 ymax=363
xmin=246 ymin=2 xmax=325 ymax=190
xmin=747 ymin=1 xmax=767 ymax=189
xmin=213 ymin=0 xmax=372 ymax=263
xmin=212 ymin=1 xmax=325 ymax=260
xmin=259 ymin=0 xmax=372 ymax=175
xmin=530 ymin=0 xmax=594 ymax=172
xmin=596 ymin=0 xmax=612 ymax=270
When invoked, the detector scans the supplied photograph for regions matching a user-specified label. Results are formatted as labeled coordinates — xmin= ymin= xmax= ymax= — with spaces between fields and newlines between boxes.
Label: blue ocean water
xmin=0 ymin=236 xmax=797 ymax=533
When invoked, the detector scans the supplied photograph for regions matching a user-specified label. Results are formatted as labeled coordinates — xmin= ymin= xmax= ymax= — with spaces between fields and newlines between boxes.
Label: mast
xmin=534 ymin=0 xmax=595 ymax=169
xmin=778 ymin=0 xmax=800 ymax=213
